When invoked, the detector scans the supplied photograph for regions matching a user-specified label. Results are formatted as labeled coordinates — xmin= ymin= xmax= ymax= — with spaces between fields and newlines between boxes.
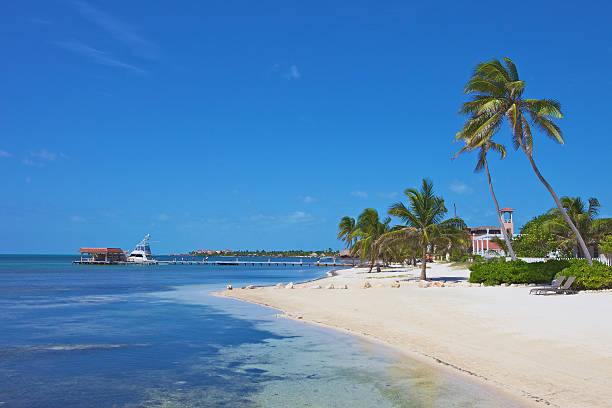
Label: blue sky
xmin=1 ymin=0 xmax=611 ymax=254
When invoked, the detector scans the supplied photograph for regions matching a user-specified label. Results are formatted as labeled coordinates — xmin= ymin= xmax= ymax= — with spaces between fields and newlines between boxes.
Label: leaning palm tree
xmin=545 ymin=197 xmax=612 ymax=258
xmin=337 ymin=216 xmax=356 ymax=249
xmin=458 ymin=57 xmax=592 ymax=264
xmin=350 ymin=209 xmax=390 ymax=272
xmin=378 ymin=179 xmax=468 ymax=280
xmin=453 ymin=139 xmax=517 ymax=260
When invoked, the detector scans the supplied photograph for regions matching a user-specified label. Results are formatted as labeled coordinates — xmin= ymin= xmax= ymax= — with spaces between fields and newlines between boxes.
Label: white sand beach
xmin=216 ymin=262 xmax=612 ymax=408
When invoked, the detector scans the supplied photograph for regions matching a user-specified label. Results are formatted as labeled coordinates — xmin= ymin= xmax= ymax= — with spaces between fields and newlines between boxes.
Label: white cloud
xmin=0 ymin=150 xmax=11 ymax=158
xmin=449 ymin=181 xmax=473 ymax=195
xmin=156 ymin=213 xmax=170 ymax=221
xmin=249 ymin=211 xmax=314 ymax=225
xmin=285 ymin=211 xmax=312 ymax=223
xmin=300 ymin=195 xmax=317 ymax=203
xmin=284 ymin=65 xmax=300 ymax=80
xmin=351 ymin=191 xmax=368 ymax=198
xmin=70 ymin=215 xmax=86 ymax=222
xmin=25 ymin=177 xmax=31 ymax=183
xmin=22 ymin=149 xmax=68 ymax=167
xmin=378 ymin=192 xmax=398 ymax=199
xmin=73 ymin=1 xmax=158 ymax=59
xmin=55 ymin=40 xmax=145 ymax=73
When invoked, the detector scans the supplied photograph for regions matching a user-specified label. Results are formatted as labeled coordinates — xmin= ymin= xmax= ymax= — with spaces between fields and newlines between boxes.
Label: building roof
xmin=470 ymin=226 xmax=501 ymax=231
xmin=500 ymin=207 xmax=515 ymax=212
xmin=78 ymin=248 xmax=123 ymax=253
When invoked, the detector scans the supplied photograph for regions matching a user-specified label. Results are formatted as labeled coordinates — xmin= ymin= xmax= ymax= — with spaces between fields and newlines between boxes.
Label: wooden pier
xmin=73 ymin=259 xmax=352 ymax=267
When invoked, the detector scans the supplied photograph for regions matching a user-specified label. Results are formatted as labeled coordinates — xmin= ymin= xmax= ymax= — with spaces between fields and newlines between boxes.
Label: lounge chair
xmin=532 ymin=276 xmax=577 ymax=295
xmin=529 ymin=276 xmax=565 ymax=295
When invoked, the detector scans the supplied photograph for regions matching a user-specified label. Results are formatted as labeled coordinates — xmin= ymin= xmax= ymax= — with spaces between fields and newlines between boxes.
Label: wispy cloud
xmin=449 ymin=181 xmax=473 ymax=195
xmin=22 ymin=149 xmax=68 ymax=167
xmin=377 ymin=192 xmax=398 ymax=199
xmin=0 ymin=150 xmax=11 ymax=158
xmin=70 ymin=215 xmax=86 ymax=223
xmin=73 ymin=1 xmax=158 ymax=59
xmin=299 ymin=195 xmax=317 ymax=203
xmin=351 ymin=191 xmax=368 ymax=198
xmin=55 ymin=40 xmax=145 ymax=73
xmin=284 ymin=65 xmax=301 ymax=80
xmin=155 ymin=213 xmax=170 ymax=221
xmin=249 ymin=211 xmax=314 ymax=225
xmin=28 ymin=17 xmax=52 ymax=25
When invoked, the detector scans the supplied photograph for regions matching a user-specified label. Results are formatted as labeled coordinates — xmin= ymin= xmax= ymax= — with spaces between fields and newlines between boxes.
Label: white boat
xmin=128 ymin=234 xmax=158 ymax=264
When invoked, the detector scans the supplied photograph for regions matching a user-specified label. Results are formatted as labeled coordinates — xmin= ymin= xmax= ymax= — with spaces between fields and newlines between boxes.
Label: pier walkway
xmin=73 ymin=260 xmax=353 ymax=267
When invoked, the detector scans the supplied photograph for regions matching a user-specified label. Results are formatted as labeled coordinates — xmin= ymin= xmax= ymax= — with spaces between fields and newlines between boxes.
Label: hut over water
xmin=78 ymin=248 xmax=126 ymax=263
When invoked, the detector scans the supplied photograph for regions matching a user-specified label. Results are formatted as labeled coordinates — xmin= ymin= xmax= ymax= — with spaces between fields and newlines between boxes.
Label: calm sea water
xmin=0 ymin=255 xmax=525 ymax=407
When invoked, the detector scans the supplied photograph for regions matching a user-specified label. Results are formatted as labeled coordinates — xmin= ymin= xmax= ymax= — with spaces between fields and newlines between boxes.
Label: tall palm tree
xmin=337 ymin=216 xmax=356 ymax=249
xmin=545 ymin=197 xmax=612 ymax=258
xmin=453 ymin=140 xmax=517 ymax=260
xmin=458 ymin=57 xmax=593 ymax=264
xmin=378 ymin=179 xmax=468 ymax=280
xmin=350 ymin=209 xmax=390 ymax=272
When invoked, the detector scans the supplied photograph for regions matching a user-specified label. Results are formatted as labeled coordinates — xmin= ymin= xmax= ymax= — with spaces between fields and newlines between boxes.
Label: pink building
xmin=470 ymin=208 xmax=514 ymax=257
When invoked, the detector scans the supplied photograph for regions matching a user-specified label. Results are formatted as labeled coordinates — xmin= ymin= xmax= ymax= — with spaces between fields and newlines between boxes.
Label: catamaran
xmin=128 ymin=234 xmax=158 ymax=264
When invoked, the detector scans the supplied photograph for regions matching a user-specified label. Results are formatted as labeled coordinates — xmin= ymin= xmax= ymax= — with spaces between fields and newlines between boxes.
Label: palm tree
xmin=378 ymin=179 xmax=468 ymax=280
xmin=350 ymin=209 xmax=390 ymax=272
xmin=459 ymin=57 xmax=593 ymax=264
xmin=453 ymin=140 xmax=517 ymax=260
xmin=337 ymin=216 xmax=356 ymax=249
xmin=545 ymin=197 xmax=612 ymax=258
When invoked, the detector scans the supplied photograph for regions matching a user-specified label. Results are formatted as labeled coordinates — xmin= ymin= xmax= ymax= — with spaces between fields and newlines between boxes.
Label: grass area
xmin=367 ymin=274 xmax=410 ymax=279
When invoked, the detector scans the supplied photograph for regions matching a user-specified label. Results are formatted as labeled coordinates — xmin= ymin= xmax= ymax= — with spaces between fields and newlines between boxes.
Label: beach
xmin=217 ymin=262 xmax=612 ymax=408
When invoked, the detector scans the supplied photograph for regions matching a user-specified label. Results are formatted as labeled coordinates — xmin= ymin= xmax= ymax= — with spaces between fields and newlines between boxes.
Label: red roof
xmin=78 ymin=248 xmax=123 ymax=253
xmin=500 ymin=207 xmax=515 ymax=212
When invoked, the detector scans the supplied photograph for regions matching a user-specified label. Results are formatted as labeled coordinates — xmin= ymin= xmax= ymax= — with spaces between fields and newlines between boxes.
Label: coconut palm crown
xmin=457 ymin=57 xmax=593 ymax=264
xmin=545 ymin=197 xmax=612 ymax=258
xmin=350 ymin=209 xmax=391 ymax=272
xmin=337 ymin=216 xmax=356 ymax=249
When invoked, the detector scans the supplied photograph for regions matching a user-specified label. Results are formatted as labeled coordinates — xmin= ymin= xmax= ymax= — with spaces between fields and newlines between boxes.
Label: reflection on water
xmin=0 ymin=256 xmax=526 ymax=407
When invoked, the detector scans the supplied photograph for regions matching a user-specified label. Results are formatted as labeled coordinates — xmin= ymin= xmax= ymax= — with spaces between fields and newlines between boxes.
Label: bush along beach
xmin=468 ymin=259 xmax=570 ymax=285
xmin=469 ymin=259 xmax=612 ymax=290
xmin=556 ymin=260 xmax=612 ymax=290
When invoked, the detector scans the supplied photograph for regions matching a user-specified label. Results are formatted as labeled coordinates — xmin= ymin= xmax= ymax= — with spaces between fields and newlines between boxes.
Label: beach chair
xmin=529 ymin=276 xmax=565 ymax=295
xmin=533 ymin=276 xmax=577 ymax=296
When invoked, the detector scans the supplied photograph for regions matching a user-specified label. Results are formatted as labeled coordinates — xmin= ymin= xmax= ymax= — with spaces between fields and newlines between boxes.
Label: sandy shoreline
xmin=215 ymin=262 xmax=612 ymax=408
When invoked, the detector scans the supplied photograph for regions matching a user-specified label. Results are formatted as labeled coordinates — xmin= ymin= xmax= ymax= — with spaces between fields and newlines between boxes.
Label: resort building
xmin=470 ymin=208 xmax=514 ymax=257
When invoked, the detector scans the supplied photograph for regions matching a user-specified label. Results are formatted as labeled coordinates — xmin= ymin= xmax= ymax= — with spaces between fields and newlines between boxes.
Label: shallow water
xmin=0 ymin=255 xmax=526 ymax=407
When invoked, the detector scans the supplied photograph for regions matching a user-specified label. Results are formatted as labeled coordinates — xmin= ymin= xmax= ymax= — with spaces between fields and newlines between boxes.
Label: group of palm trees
xmin=454 ymin=57 xmax=595 ymax=265
xmin=338 ymin=57 xmax=605 ymax=277
xmin=338 ymin=179 xmax=469 ymax=280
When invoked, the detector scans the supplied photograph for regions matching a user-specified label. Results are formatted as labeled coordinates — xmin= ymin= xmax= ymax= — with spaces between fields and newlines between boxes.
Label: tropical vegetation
xmin=337 ymin=179 xmax=469 ymax=280
xmin=556 ymin=260 xmax=612 ymax=290
xmin=377 ymin=179 xmax=469 ymax=280
xmin=456 ymin=57 xmax=593 ymax=264
xmin=469 ymin=259 xmax=570 ymax=285
xmin=545 ymin=197 xmax=612 ymax=258
xmin=349 ymin=209 xmax=391 ymax=272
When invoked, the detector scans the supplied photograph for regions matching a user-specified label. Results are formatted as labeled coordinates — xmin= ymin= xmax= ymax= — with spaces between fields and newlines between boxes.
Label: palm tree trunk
xmin=420 ymin=245 xmax=427 ymax=280
xmin=517 ymin=140 xmax=592 ymax=265
xmin=483 ymin=157 xmax=517 ymax=261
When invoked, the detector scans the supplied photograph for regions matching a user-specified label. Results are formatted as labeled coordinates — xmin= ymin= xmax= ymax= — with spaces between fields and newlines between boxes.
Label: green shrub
xmin=469 ymin=259 xmax=570 ymax=285
xmin=556 ymin=260 xmax=612 ymax=290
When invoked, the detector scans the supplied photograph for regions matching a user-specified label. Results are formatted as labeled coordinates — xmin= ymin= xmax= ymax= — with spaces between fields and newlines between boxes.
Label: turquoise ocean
xmin=0 ymin=255 xmax=526 ymax=407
